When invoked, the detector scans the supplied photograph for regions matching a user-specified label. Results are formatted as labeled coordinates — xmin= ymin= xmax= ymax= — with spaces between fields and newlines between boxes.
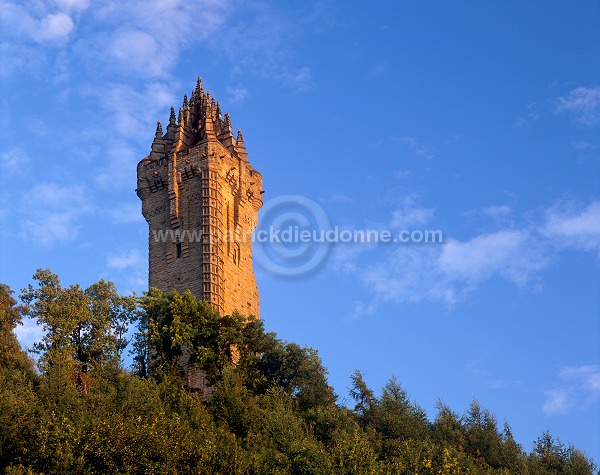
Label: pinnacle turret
xmin=235 ymin=128 xmax=248 ymax=161
xmin=145 ymin=78 xmax=250 ymax=155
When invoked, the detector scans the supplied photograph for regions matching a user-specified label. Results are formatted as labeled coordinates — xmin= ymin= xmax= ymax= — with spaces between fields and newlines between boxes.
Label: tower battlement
xmin=137 ymin=77 xmax=262 ymax=317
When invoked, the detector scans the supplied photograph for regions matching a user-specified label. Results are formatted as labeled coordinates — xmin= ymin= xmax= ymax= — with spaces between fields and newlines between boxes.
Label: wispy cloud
xmin=465 ymin=362 xmax=522 ymax=390
xmin=54 ymin=0 xmax=91 ymax=12
xmin=14 ymin=317 xmax=45 ymax=352
xmin=393 ymin=169 xmax=411 ymax=179
xmin=516 ymin=103 xmax=541 ymax=127
xmin=0 ymin=2 xmax=75 ymax=44
xmin=390 ymin=195 xmax=435 ymax=229
xmin=277 ymin=67 xmax=314 ymax=92
xmin=73 ymin=0 xmax=230 ymax=79
xmin=105 ymin=248 xmax=147 ymax=293
xmin=556 ymin=86 xmax=600 ymax=126
xmin=19 ymin=182 xmax=93 ymax=247
xmin=328 ymin=193 xmax=353 ymax=203
xmin=440 ymin=229 xmax=548 ymax=288
xmin=107 ymin=248 xmax=145 ymax=271
xmin=395 ymin=136 xmax=435 ymax=159
xmin=107 ymin=201 xmax=143 ymax=224
xmin=0 ymin=147 xmax=29 ymax=172
xmin=542 ymin=201 xmax=600 ymax=257
xmin=543 ymin=365 xmax=600 ymax=415
xmin=343 ymin=198 xmax=600 ymax=313
xmin=227 ymin=86 xmax=249 ymax=104
xmin=482 ymin=204 xmax=512 ymax=220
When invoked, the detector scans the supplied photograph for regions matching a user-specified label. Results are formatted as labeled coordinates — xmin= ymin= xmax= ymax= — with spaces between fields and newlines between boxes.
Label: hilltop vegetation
xmin=0 ymin=270 xmax=596 ymax=474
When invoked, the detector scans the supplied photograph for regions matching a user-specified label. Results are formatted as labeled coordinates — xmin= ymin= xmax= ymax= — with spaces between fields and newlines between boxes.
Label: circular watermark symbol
xmin=254 ymin=195 xmax=332 ymax=277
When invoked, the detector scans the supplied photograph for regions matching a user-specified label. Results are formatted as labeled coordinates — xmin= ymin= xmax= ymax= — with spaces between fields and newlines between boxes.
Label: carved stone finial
xmin=155 ymin=120 xmax=163 ymax=137
xmin=169 ymin=106 xmax=176 ymax=124
xmin=224 ymin=112 xmax=231 ymax=127
xmin=237 ymin=128 xmax=244 ymax=143
xmin=183 ymin=94 xmax=188 ymax=108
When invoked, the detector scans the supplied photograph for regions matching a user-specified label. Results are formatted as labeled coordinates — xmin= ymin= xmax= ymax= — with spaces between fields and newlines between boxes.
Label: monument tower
xmin=136 ymin=77 xmax=262 ymax=317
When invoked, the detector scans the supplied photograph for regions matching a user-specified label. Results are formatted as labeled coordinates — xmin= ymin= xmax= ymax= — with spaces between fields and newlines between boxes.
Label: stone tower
xmin=136 ymin=77 xmax=262 ymax=317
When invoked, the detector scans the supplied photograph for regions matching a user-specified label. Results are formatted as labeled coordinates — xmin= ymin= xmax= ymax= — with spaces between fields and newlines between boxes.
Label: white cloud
xmin=556 ymin=86 xmax=600 ymax=126
xmin=108 ymin=30 xmax=163 ymax=77
xmin=0 ymin=2 xmax=38 ymax=40
xmin=482 ymin=204 xmax=512 ymax=219
xmin=543 ymin=365 xmax=600 ymax=415
xmin=106 ymin=248 xmax=147 ymax=293
xmin=107 ymin=249 xmax=144 ymax=271
xmin=393 ymin=169 xmax=411 ymax=179
xmin=36 ymin=12 xmax=74 ymax=42
xmin=571 ymin=141 xmax=598 ymax=152
xmin=357 ymin=227 xmax=545 ymax=310
xmin=0 ymin=2 xmax=74 ymax=43
xmin=543 ymin=201 xmax=600 ymax=257
xmin=390 ymin=196 xmax=434 ymax=229
xmin=0 ymin=193 xmax=8 ymax=222
xmin=108 ymin=201 xmax=143 ymax=224
xmin=226 ymin=86 xmax=249 ymax=104
xmin=278 ymin=67 xmax=314 ymax=92
xmin=395 ymin=136 xmax=435 ymax=159
xmin=19 ymin=182 xmax=93 ymax=247
xmin=362 ymin=245 xmax=452 ymax=305
xmin=329 ymin=193 xmax=352 ymax=203
xmin=14 ymin=317 xmax=44 ymax=352
xmin=344 ymin=198 xmax=600 ymax=313
xmin=0 ymin=147 xmax=29 ymax=172
xmin=1 ymin=0 xmax=320 ymax=88
xmin=54 ymin=0 xmax=90 ymax=12
xmin=0 ymin=42 xmax=45 ymax=77
xmin=516 ymin=102 xmax=541 ymax=127
xmin=94 ymin=140 xmax=142 ymax=190
xmin=439 ymin=229 xmax=548 ymax=287
xmin=82 ymin=81 xmax=175 ymax=141
xmin=75 ymin=0 xmax=230 ymax=78
xmin=543 ymin=388 xmax=571 ymax=415
xmin=465 ymin=362 xmax=521 ymax=389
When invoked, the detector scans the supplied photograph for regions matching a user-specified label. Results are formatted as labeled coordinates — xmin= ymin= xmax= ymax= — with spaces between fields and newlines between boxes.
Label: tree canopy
xmin=0 ymin=270 xmax=596 ymax=475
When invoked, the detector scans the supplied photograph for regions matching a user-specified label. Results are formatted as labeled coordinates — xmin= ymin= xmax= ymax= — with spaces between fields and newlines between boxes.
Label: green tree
xmin=529 ymin=431 xmax=597 ymax=475
xmin=83 ymin=280 xmax=136 ymax=374
xmin=349 ymin=369 xmax=376 ymax=427
xmin=0 ymin=284 xmax=35 ymax=376
xmin=21 ymin=269 xmax=135 ymax=394
xmin=0 ymin=284 xmax=39 ymax=470
xmin=376 ymin=376 xmax=429 ymax=441
xmin=463 ymin=399 xmax=504 ymax=469
xmin=432 ymin=400 xmax=467 ymax=451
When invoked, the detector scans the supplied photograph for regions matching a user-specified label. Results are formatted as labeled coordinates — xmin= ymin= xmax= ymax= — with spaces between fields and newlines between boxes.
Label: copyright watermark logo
xmin=253 ymin=195 xmax=332 ymax=277
xmin=150 ymin=195 xmax=444 ymax=278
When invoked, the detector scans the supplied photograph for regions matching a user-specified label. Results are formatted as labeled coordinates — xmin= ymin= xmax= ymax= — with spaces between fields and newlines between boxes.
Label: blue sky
xmin=1 ymin=0 xmax=599 ymax=462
